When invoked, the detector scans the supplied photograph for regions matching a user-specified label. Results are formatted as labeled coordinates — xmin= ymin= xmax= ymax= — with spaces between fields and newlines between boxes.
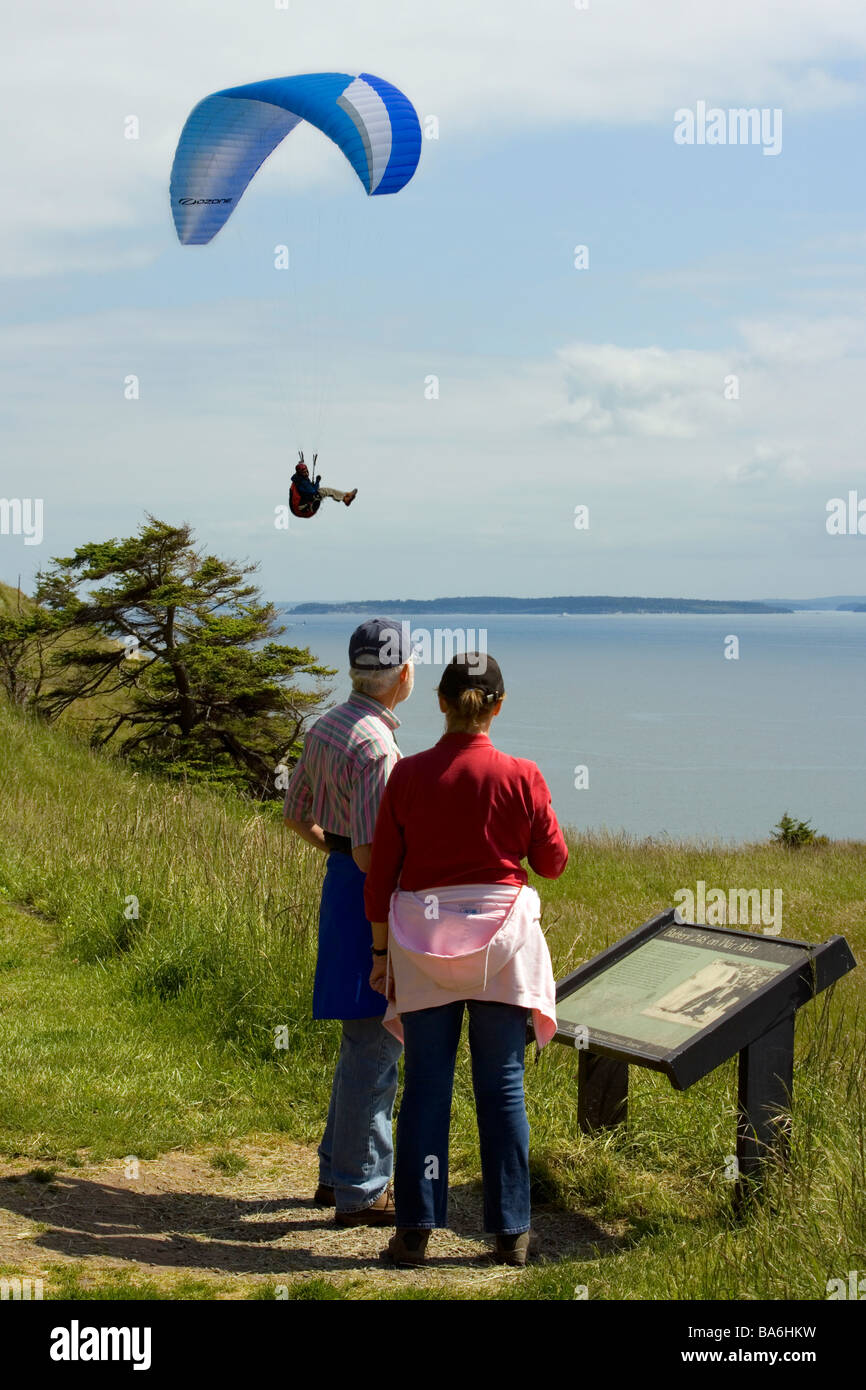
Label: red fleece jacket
xmin=364 ymin=732 xmax=568 ymax=922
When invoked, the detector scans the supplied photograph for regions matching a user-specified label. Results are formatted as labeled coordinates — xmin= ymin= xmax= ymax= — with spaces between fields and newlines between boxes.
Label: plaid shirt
xmin=283 ymin=691 xmax=401 ymax=847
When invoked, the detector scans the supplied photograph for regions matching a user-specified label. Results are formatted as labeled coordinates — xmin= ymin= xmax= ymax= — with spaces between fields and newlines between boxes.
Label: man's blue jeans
xmin=395 ymin=999 xmax=531 ymax=1234
xmin=318 ymin=1016 xmax=403 ymax=1213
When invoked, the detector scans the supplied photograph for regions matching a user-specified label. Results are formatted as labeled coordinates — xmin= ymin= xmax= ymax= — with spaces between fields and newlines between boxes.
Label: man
xmin=290 ymin=452 xmax=357 ymax=517
xmin=283 ymin=618 xmax=413 ymax=1225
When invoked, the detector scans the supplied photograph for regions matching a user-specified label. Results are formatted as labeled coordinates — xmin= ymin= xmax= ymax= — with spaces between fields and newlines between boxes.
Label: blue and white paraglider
xmin=170 ymin=71 xmax=422 ymax=245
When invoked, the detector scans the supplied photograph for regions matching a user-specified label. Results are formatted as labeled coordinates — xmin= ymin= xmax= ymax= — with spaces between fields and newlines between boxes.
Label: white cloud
xmin=726 ymin=441 xmax=809 ymax=484
xmin=737 ymin=315 xmax=866 ymax=364
xmin=552 ymin=342 xmax=732 ymax=439
xmin=638 ymin=267 xmax=758 ymax=294
xmin=546 ymin=319 xmax=866 ymax=485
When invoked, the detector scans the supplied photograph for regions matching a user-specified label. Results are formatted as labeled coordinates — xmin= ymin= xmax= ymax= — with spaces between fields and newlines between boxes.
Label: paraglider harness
xmin=289 ymin=451 xmax=321 ymax=519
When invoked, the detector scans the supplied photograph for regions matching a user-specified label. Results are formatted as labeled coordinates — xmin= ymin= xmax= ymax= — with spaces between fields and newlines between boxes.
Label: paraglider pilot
xmin=290 ymin=453 xmax=358 ymax=519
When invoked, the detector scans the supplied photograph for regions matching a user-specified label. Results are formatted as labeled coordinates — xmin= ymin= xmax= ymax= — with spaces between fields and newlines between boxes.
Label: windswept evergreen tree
xmin=33 ymin=516 xmax=334 ymax=796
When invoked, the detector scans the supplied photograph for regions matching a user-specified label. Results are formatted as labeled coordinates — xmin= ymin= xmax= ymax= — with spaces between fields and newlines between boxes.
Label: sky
xmin=3 ymin=0 xmax=866 ymax=604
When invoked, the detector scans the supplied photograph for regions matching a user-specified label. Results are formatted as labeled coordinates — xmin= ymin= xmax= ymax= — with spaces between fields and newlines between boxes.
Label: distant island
xmin=290 ymin=595 xmax=793 ymax=616
xmin=763 ymin=595 xmax=866 ymax=611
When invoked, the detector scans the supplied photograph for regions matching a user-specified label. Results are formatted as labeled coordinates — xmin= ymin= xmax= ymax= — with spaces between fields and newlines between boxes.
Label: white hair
xmin=350 ymin=665 xmax=405 ymax=698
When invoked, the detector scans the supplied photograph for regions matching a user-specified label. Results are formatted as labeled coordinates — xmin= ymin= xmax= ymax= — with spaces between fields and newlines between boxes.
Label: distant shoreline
xmin=289 ymin=596 xmax=791 ymax=616
xmin=286 ymin=594 xmax=866 ymax=616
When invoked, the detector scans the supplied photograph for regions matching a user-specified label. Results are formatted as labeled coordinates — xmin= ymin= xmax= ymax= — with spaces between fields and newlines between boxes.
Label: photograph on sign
xmin=642 ymin=958 xmax=780 ymax=1029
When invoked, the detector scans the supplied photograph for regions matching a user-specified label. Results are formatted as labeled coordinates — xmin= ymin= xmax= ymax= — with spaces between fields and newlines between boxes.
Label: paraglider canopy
xmin=170 ymin=72 xmax=422 ymax=245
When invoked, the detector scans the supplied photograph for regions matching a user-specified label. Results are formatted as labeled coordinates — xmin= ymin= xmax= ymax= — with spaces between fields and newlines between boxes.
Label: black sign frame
xmin=551 ymin=909 xmax=854 ymax=1089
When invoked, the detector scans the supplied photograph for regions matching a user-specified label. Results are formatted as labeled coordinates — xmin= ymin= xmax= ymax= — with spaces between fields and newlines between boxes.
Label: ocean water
xmin=277 ymin=610 xmax=866 ymax=843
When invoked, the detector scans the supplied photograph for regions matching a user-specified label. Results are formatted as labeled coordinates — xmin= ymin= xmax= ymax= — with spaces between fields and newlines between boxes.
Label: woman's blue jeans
xmin=395 ymin=999 xmax=531 ymax=1234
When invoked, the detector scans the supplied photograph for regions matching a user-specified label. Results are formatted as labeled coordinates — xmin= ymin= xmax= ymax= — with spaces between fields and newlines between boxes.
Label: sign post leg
xmin=734 ymin=1013 xmax=795 ymax=1207
xmin=578 ymin=1051 xmax=629 ymax=1132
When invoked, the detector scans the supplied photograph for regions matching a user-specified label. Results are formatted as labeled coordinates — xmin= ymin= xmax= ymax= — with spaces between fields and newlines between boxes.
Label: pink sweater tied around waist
xmin=383 ymin=882 xmax=558 ymax=1048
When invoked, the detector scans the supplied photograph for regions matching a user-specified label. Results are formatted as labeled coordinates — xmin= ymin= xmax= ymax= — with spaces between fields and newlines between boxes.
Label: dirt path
xmin=0 ymin=1138 xmax=620 ymax=1297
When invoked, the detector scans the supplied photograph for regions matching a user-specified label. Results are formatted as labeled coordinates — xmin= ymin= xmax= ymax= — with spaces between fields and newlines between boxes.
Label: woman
xmin=363 ymin=652 xmax=568 ymax=1267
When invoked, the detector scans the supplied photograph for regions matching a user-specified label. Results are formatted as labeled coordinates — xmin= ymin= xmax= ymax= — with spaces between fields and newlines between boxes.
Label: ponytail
xmin=441 ymin=685 xmax=503 ymax=733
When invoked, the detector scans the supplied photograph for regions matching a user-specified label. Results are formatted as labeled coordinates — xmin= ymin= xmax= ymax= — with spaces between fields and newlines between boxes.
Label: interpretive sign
xmin=556 ymin=921 xmax=812 ymax=1072
xmin=548 ymin=909 xmax=856 ymax=1197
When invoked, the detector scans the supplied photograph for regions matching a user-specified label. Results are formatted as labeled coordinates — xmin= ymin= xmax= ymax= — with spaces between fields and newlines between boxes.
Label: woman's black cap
xmin=437 ymin=652 xmax=504 ymax=704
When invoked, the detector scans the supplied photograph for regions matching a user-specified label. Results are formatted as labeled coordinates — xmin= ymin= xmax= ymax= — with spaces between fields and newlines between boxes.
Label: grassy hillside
xmin=0 ymin=579 xmax=141 ymax=738
xmin=0 ymin=579 xmax=36 ymax=615
xmin=0 ymin=699 xmax=863 ymax=1299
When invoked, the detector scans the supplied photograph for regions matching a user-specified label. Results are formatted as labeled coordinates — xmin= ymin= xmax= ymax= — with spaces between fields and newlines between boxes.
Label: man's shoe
xmin=343 ymin=489 xmax=358 ymax=506
xmin=381 ymin=1229 xmax=430 ymax=1266
xmin=492 ymin=1231 xmax=531 ymax=1267
xmin=313 ymin=1184 xmax=335 ymax=1207
xmin=334 ymin=1187 xmax=395 ymax=1228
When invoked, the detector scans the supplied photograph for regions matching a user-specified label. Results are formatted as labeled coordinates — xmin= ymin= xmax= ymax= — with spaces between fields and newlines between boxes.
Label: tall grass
xmin=0 ymin=704 xmax=322 ymax=1056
